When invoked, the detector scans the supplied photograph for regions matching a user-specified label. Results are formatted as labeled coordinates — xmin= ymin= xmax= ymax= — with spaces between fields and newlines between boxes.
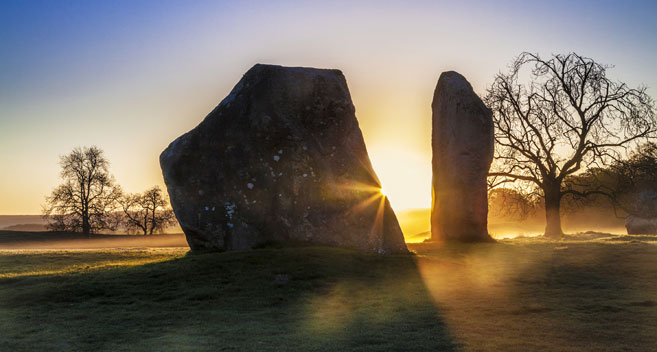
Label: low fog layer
xmin=397 ymin=204 xmax=626 ymax=242
xmin=0 ymin=231 xmax=187 ymax=250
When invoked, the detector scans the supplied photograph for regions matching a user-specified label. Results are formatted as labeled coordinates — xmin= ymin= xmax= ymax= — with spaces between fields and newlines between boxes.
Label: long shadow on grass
xmin=0 ymin=247 xmax=458 ymax=351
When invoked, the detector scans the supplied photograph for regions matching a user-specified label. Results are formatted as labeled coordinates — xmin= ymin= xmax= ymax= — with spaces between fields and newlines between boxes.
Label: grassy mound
xmin=1 ymin=235 xmax=657 ymax=351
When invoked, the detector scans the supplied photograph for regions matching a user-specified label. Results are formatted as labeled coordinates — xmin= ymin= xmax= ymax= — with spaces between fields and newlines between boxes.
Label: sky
xmin=1 ymin=0 xmax=656 ymax=214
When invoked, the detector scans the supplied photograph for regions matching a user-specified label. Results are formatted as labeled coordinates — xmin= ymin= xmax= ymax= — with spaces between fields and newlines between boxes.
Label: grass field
xmin=1 ymin=232 xmax=656 ymax=351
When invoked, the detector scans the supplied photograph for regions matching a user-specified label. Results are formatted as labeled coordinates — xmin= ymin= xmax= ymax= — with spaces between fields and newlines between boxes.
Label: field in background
xmin=2 ymin=208 xmax=627 ymax=243
xmin=0 ymin=215 xmax=47 ymax=231
xmin=0 ymin=215 xmax=183 ymax=234
xmin=1 ymin=233 xmax=656 ymax=351
xmin=0 ymin=231 xmax=187 ymax=250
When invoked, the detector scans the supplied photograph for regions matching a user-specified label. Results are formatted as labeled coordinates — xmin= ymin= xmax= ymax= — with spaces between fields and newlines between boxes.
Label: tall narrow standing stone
xmin=160 ymin=64 xmax=407 ymax=254
xmin=431 ymin=71 xmax=494 ymax=242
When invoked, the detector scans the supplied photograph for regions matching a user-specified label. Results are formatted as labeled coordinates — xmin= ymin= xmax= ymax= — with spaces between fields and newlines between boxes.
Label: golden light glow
xmin=334 ymin=145 xmax=433 ymax=242
xmin=367 ymin=145 xmax=432 ymax=211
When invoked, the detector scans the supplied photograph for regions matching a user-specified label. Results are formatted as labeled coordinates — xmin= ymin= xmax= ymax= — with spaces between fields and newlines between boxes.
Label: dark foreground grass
xmin=0 ymin=247 xmax=453 ymax=351
xmin=1 ymin=235 xmax=657 ymax=351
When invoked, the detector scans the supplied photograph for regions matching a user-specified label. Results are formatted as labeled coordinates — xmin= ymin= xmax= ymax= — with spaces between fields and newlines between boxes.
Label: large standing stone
xmin=431 ymin=71 xmax=494 ymax=242
xmin=160 ymin=64 xmax=407 ymax=254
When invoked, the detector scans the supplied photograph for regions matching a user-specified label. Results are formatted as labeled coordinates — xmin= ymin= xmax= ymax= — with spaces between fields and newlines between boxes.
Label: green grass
xmin=1 ymin=235 xmax=657 ymax=351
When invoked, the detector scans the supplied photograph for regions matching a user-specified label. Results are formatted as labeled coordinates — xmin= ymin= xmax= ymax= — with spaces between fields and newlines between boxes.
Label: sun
xmin=366 ymin=145 xmax=432 ymax=211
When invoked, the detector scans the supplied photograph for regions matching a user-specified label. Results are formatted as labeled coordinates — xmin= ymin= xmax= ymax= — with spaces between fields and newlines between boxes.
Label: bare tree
xmin=121 ymin=186 xmax=176 ymax=235
xmin=42 ymin=146 xmax=122 ymax=235
xmin=485 ymin=52 xmax=656 ymax=237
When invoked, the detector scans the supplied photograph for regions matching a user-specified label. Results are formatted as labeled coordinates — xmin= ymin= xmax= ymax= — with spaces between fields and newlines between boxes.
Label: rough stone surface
xmin=625 ymin=215 xmax=657 ymax=234
xmin=431 ymin=71 xmax=494 ymax=242
xmin=160 ymin=64 xmax=407 ymax=254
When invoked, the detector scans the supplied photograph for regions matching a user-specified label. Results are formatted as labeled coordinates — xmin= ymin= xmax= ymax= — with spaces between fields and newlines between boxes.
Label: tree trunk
xmin=150 ymin=207 xmax=156 ymax=235
xmin=544 ymin=184 xmax=563 ymax=237
xmin=82 ymin=213 xmax=90 ymax=236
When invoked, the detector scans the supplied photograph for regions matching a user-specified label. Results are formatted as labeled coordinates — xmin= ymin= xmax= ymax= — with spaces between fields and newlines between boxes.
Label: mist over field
xmin=396 ymin=205 xmax=626 ymax=242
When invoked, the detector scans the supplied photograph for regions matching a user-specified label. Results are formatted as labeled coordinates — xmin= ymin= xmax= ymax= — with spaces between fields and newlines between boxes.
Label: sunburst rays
xmin=338 ymin=181 xmax=389 ymax=245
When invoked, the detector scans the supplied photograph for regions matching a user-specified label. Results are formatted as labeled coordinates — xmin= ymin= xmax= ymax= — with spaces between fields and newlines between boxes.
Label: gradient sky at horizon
xmin=1 ymin=0 xmax=656 ymax=214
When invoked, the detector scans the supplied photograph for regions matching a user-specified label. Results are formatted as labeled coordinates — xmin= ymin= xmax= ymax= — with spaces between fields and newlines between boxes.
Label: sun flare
xmin=367 ymin=145 xmax=432 ymax=211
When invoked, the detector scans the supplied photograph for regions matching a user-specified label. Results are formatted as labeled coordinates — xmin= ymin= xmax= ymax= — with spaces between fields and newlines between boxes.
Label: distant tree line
xmin=42 ymin=146 xmax=176 ymax=235
xmin=564 ymin=142 xmax=657 ymax=218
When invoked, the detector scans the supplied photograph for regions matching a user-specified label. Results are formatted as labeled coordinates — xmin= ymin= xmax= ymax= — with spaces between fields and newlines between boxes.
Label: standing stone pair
xmin=160 ymin=64 xmax=493 ymax=253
